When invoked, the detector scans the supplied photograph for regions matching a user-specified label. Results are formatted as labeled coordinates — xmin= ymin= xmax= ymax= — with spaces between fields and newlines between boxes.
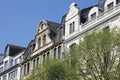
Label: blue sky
xmin=0 ymin=0 xmax=98 ymax=53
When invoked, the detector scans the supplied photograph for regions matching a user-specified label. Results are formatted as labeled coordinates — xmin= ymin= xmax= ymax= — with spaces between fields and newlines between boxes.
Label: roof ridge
xmin=46 ymin=20 xmax=60 ymax=25
xmin=7 ymin=44 xmax=26 ymax=48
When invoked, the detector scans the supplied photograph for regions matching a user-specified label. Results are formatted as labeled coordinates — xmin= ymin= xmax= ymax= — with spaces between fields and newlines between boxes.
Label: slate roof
xmin=0 ymin=54 xmax=4 ymax=63
xmin=23 ymin=40 xmax=35 ymax=60
xmin=4 ymin=44 xmax=26 ymax=57
xmin=61 ymin=14 xmax=67 ymax=24
xmin=80 ymin=5 xmax=98 ymax=23
xmin=61 ymin=5 xmax=98 ymax=24
xmin=47 ymin=20 xmax=60 ymax=33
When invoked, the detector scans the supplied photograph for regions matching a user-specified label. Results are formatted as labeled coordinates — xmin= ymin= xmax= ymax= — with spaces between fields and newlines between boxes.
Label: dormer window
xmin=107 ymin=2 xmax=113 ymax=9
xmin=43 ymin=35 xmax=46 ymax=46
xmin=91 ymin=12 xmax=96 ymax=19
xmin=69 ymin=22 xmax=75 ymax=34
xmin=116 ymin=0 xmax=120 ymax=4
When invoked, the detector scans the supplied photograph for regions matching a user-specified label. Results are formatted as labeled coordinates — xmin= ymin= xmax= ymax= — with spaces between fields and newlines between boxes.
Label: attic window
xmin=38 ymin=38 xmax=41 ymax=48
xmin=91 ymin=12 xmax=96 ymax=19
xmin=116 ymin=0 xmax=120 ymax=4
xmin=107 ymin=2 xmax=113 ymax=9
xmin=41 ymin=23 xmax=44 ymax=30
xmin=43 ymin=35 xmax=46 ymax=46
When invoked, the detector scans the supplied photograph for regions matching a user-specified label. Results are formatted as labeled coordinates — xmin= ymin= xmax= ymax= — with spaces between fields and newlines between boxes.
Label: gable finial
xmin=70 ymin=2 xmax=77 ymax=9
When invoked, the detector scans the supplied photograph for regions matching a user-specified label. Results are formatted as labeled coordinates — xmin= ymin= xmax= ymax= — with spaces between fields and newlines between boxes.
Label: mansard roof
xmin=37 ymin=20 xmax=60 ymax=35
xmin=81 ymin=5 xmax=97 ymax=15
xmin=23 ymin=40 xmax=35 ymax=60
xmin=0 ymin=54 xmax=4 ymax=63
xmin=81 ymin=5 xmax=98 ymax=23
xmin=61 ymin=13 xmax=67 ymax=24
xmin=61 ymin=3 xmax=98 ymax=24
xmin=46 ymin=20 xmax=60 ymax=33
xmin=4 ymin=44 xmax=26 ymax=57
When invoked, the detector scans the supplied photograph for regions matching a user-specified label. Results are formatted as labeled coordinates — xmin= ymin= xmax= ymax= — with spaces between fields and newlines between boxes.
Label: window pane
xmin=72 ymin=22 xmax=75 ymax=32
xmin=43 ymin=54 xmax=46 ymax=63
xmin=91 ymin=12 xmax=96 ymax=19
xmin=10 ymin=59 xmax=13 ymax=67
xmin=58 ymin=46 xmax=61 ymax=59
xmin=47 ymin=52 xmax=50 ymax=60
xmin=37 ymin=57 xmax=39 ymax=66
xmin=24 ymin=64 xmax=26 ymax=75
xmin=15 ymin=58 xmax=18 ymax=64
xmin=54 ymin=48 xmax=57 ymax=59
xmin=33 ymin=59 xmax=36 ymax=69
xmin=107 ymin=2 xmax=113 ymax=9
xmin=69 ymin=23 xmax=72 ymax=34
xmin=27 ymin=63 xmax=30 ymax=74
xmin=4 ymin=61 xmax=8 ymax=70
xmin=3 ymin=75 xmax=7 ymax=80
xmin=41 ymin=24 xmax=44 ymax=30
xmin=43 ymin=35 xmax=46 ymax=46
xmin=116 ymin=0 xmax=120 ymax=4
xmin=38 ymin=38 xmax=41 ymax=48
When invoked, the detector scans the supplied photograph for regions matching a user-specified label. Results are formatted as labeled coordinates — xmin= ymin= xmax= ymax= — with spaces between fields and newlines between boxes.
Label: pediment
xmin=37 ymin=20 xmax=48 ymax=34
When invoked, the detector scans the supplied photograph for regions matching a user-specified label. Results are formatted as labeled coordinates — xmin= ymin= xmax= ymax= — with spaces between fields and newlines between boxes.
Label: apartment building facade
xmin=0 ymin=0 xmax=120 ymax=79
xmin=64 ymin=0 xmax=120 ymax=50
xmin=0 ymin=44 xmax=25 ymax=80
xmin=21 ymin=20 xmax=65 ymax=79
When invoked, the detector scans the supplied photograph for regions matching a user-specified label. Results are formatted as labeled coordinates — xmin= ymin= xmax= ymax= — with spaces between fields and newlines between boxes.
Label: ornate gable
xmin=66 ymin=2 xmax=79 ymax=21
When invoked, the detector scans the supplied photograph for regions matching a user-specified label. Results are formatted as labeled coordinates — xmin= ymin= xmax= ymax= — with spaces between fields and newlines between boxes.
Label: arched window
xmin=38 ymin=38 xmax=41 ymax=48
xmin=41 ymin=23 xmax=44 ymax=30
xmin=33 ymin=59 xmax=36 ymax=69
xmin=43 ymin=54 xmax=46 ymax=63
xmin=24 ymin=64 xmax=26 ymax=75
xmin=54 ymin=48 xmax=57 ymax=59
xmin=88 ymin=7 xmax=98 ymax=20
xmin=43 ymin=35 xmax=46 ymax=46
xmin=58 ymin=46 xmax=61 ymax=59
xmin=27 ymin=62 xmax=30 ymax=74
xmin=69 ymin=43 xmax=76 ymax=50
xmin=47 ymin=52 xmax=50 ymax=60
xmin=37 ymin=57 xmax=39 ymax=66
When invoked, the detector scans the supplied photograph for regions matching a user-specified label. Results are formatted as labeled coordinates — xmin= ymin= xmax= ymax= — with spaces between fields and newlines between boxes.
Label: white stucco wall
xmin=65 ymin=2 xmax=80 ymax=40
